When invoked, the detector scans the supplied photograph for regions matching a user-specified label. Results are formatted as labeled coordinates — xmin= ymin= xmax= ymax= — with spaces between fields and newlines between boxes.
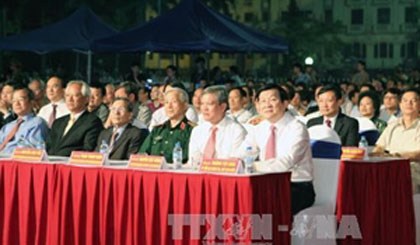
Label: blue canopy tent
xmin=93 ymin=0 xmax=288 ymax=53
xmin=0 ymin=6 xmax=118 ymax=82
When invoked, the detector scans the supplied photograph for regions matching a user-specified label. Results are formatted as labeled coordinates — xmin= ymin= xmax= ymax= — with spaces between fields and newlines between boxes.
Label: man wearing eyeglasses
xmin=96 ymin=97 xmax=148 ymax=160
xmin=373 ymin=88 xmax=420 ymax=194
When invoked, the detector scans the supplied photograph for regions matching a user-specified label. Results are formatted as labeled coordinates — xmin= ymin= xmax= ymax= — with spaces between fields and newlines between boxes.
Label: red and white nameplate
xmin=12 ymin=147 xmax=48 ymax=162
xmin=128 ymin=154 xmax=165 ymax=170
xmin=69 ymin=151 xmax=105 ymax=166
xmin=199 ymin=158 xmax=241 ymax=174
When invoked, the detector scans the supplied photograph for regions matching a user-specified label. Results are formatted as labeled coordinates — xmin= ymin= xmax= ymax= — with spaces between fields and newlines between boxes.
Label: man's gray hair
xmin=165 ymin=87 xmax=189 ymax=104
xmin=66 ymin=80 xmax=91 ymax=98
xmin=202 ymin=85 xmax=228 ymax=104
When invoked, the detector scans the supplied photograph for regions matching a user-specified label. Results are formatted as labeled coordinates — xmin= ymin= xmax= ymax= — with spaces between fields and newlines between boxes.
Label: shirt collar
xmin=113 ymin=123 xmax=128 ymax=133
xmin=261 ymin=111 xmax=294 ymax=128
xmin=204 ymin=115 xmax=228 ymax=130
xmin=70 ymin=110 xmax=85 ymax=121
xmin=323 ymin=113 xmax=338 ymax=124
xmin=51 ymin=98 xmax=65 ymax=106
xmin=396 ymin=117 xmax=420 ymax=129
xmin=17 ymin=113 xmax=35 ymax=122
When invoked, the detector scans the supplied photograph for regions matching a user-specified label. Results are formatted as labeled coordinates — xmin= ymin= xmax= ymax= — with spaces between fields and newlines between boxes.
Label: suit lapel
xmin=334 ymin=113 xmax=345 ymax=135
xmin=61 ymin=111 xmax=88 ymax=142
xmin=58 ymin=115 xmax=71 ymax=140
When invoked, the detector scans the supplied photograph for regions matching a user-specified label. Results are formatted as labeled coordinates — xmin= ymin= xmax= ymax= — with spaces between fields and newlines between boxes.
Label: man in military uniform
xmin=139 ymin=87 xmax=195 ymax=163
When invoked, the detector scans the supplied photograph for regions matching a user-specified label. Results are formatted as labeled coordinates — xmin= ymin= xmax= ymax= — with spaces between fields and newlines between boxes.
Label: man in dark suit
xmin=95 ymin=97 xmax=148 ymax=160
xmin=46 ymin=80 xmax=103 ymax=156
xmin=307 ymin=85 xmax=359 ymax=146
xmin=0 ymin=82 xmax=18 ymax=128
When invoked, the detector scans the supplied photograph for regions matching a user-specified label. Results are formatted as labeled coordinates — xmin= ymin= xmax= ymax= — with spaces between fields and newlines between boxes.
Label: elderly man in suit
xmin=307 ymin=84 xmax=359 ymax=146
xmin=46 ymin=80 xmax=103 ymax=156
xmin=96 ymin=97 xmax=148 ymax=160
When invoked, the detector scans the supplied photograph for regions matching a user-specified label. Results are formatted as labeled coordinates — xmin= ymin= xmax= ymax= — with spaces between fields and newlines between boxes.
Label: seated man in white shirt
xmin=239 ymin=84 xmax=315 ymax=215
xmin=38 ymin=76 xmax=70 ymax=128
xmin=226 ymin=87 xmax=253 ymax=124
xmin=189 ymin=85 xmax=247 ymax=162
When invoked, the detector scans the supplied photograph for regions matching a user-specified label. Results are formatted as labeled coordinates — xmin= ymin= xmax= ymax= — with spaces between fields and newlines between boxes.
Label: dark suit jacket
xmin=0 ymin=111 xmax=17 ymax=129
xmin=307 ymin=113 xmax=360 ymax=146
xmin=46 ymin=111 xmax=103 ymax=156
xmin=95 ymin=124 xmax=149 ymax=160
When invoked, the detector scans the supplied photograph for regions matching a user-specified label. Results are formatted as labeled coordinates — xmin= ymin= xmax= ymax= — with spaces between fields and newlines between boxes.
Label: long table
xmin=0 ymin=160 xmax=292 ymax=244
xmin=336 ymin=158 xmax=416 ymax=244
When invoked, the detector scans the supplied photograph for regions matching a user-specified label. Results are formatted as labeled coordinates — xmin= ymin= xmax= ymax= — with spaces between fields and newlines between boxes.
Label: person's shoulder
xmin=183 ymin=120 xmax=197 ymax=129
xmin=307 ymin=115 xmax=322 ymax=126
xmin=31 ymin=115 xmax=48 ymax=125
xmin=340 ymin=114 xmax=358 ymax=124
xmin=248 ymin=115 xmax=263 ymax=126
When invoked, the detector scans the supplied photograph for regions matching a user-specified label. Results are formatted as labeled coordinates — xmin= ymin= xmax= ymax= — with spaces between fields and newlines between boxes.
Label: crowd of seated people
xmin=0 ymin=61 xmax=419 ymax=215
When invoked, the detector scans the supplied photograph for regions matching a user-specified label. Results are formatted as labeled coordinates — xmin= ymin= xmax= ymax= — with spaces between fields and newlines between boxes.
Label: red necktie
xmin=0 ymin=118 xmax=24 ymax=151
xmin=265 ymin=125 xmax=276 ymax=160
xmin=203 ymin=126 xmax=217 ymax=159
xmin=325 ymin=119 xmax=332 ymax=128
xmin=48 ymin=104 xmax=57 ymax=128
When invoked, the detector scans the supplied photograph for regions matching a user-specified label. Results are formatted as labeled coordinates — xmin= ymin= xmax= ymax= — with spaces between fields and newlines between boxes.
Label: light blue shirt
xmin=0 ymin=113 xmax=49 ymax=153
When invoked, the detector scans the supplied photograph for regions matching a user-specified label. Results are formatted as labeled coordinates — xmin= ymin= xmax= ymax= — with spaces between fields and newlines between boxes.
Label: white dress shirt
xmin=188 ymin=116 xmax=247 ymax=162
xmin=239 ymin=111 xmax=313 ymax=182
xmin=226 ymin=109 xmax=253 ymax=124
xmin=323 ymin=114 xmax=338 ymax=129
xmin=149 ymin=104 xmax=198 ymax=131
xmin=38 ymin=99 xmax=69 ymax=124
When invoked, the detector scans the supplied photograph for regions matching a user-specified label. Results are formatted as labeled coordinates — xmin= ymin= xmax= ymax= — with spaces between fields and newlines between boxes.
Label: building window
xmin=325 ymin=9 xmax=333 ymax=23
xmin=244 ymin=12 xmax=254 ymax=22
xmin=351 ymin=9 xmax=364 ymax=25
xmin=379 ymin=42 xmax=387 ymax=58
xmin=401 ymin=44 xmax=406 ymax=58
xmin=354 ymin=43 xmax=367 ymax=58
xmin=405 ymin=7 xmax=417 ymax=24
xmin=262 ymin=11 xmax=269 ymax=22
xmin=374 ymin=44 xmax=378 ymax=58
xmin=407 ymin=42 xmax=418 ymax=58
xmin=377 ymin=8 xmax=390 ymax=24
xmin=389 ymin=44 xmax=393 ymax=58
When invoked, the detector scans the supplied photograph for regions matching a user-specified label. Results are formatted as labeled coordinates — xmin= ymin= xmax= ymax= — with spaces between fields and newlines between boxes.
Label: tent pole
xmin=87 ymin=51 xmax=92 ymax=84
xmin=206 ymin=51 xmax=211 ymax=82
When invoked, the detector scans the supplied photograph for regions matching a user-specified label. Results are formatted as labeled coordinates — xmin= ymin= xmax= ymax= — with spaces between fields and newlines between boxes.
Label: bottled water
xmin=35 ymin=136 xmax=46 ymax=149
xmin=99 ymin=140 xmax=109 ymax=153
xmin=244 ymin=146 xmax=254 ymax=174
xmin=173 ymin=142 xmax=183 ymax=170
xmin=359 ymin=136 xmax=369 ymax=159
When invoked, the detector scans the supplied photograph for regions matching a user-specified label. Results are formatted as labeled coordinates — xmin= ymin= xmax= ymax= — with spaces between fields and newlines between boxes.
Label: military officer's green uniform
xmin=138 ymin=116 xmax=196 ymax=163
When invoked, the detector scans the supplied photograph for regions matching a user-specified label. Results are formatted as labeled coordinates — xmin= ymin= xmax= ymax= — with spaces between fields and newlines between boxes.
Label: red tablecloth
xmin=336 ymin=158 xmax=415 ymax=244
xmin=0 ymin=160 xmax=292 ymax=244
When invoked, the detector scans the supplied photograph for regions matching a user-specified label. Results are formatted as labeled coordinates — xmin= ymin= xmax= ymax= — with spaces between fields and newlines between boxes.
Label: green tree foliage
xmin=271 ymin=0 xmax=345 ymax=68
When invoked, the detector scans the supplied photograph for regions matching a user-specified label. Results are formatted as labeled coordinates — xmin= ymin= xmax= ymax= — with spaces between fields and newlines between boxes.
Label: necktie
xmin=0 ymin=118 xmax=24 ymax=151
xmin=63 ymin=116 xmax=75 ymax=136
xmin=203 ymin=126 xmax=217 ymax=159
xmin=48 ymin=104 xmax=57 ymax=128
xmin=265 ymin=125 xmax=276 ymax=160
xmin=325 ymin=119 xmax=332 ymax=128
xmin=109 ymin=129 xmax=119 ymax=151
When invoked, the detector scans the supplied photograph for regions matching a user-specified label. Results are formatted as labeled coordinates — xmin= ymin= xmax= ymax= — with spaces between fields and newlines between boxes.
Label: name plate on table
xmin=69 ymin=151 xmax=105 ymax=166
xmin=128 ymin=155 xmax=165 ymax=170
xmin=12 ymin=147 xmax=47 ymax=162
xmin=199 ymin=158 xmax=241 ymax=174
xmin=341 ymin=147 xmax=365 ymax=160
